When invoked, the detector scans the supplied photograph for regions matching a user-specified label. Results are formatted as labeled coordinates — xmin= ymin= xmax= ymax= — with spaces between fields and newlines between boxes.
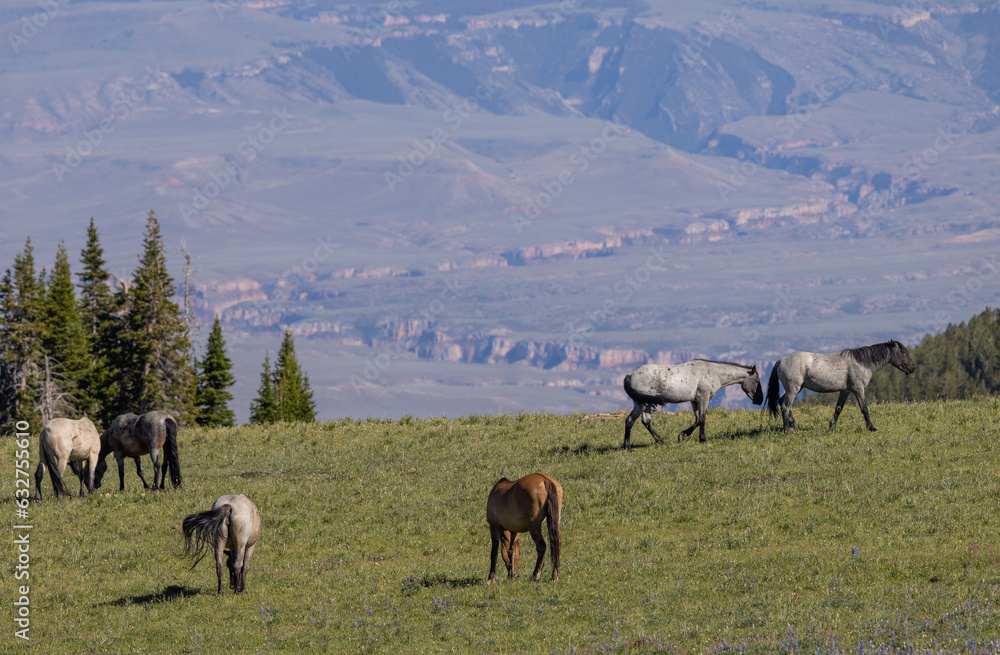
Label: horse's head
xmin=890 ymin=340 xmax=916 ymax=375
xmin=92 ymin=429 xmax=115 ymax=489
xmin=93 ymin=457 xmax=107 ymax=489
xmin=741 ymin=365 xmax=765 ymax=405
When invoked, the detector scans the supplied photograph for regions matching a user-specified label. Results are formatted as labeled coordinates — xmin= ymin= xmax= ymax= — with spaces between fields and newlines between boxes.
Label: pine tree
xmin=0 ymin=238 xmax=46 ymax=429
xmin=78 ymin=217 xmax=122 ymax=424
xmin=195 ymin=315 xmax=236 ymax=427
xmin=249 ymin=352 xmax=277 ymax=425
xmin=39 ymin=242 xmax=91 ymax=421
xmin=275 ymin=329 xmax=317 ymax=422
xmin=119 ymin=211 xmax=196 ymax=420
xmin=867 ymin=306 xmax=1000 ymax=402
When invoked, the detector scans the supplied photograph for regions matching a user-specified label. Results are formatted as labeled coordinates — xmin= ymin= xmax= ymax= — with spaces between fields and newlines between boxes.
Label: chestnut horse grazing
xmin=486 ymin=473 xmax=562 ymax=584
xmin=94 ymin=410 xmax=181 ymax=491
xmin=182 ymin=494 xmax=262 ymax=595
xmin=33 ymin=417 xmax=103 ymax=500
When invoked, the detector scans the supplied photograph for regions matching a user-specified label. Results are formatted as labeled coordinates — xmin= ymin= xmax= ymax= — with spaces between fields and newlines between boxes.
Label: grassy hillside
xmin=4 ymin=401 xmax=1000 ymax=653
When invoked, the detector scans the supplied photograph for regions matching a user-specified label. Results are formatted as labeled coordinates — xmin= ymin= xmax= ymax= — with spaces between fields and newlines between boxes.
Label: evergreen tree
xmin=0 ymin=238 xmax=46 ymax=429
xmin=39 ymin=242 xmax=91 ymax=420
xmin=275 ymin=329 xmax=317 ymax=422
xmin=78 ymin=217 xmax=122 ymax=424
xmin=249 ymin=352 xmax=277 ymax=425
xmin=195 ymin=315 xmax=236 ymax=427
xmin=118 ymin=211 xmax=196 ymax=420
xmin=866 ymin=307 xmax=1000 ymax=402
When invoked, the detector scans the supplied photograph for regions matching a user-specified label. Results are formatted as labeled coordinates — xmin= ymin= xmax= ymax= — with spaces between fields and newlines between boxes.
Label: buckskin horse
xmin=33 ymin=417 xmax=103 ymax=500
xmin=182 ymin=494 xmax=262 ymax=595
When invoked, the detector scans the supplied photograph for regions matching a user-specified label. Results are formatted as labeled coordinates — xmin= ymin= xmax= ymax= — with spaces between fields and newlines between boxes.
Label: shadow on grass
xmin=102 ymin=584 xmax=201 ymax=606
xmin=400 ymin=573 xmax=480 ymax=595
xmin=549 ymin=442 xmax=651 ymax=456
xmin=716 ymin=424 xmax=776 ymax=441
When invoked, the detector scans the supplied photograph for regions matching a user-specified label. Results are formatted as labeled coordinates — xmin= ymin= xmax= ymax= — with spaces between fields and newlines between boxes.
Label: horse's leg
xmin=640 ymin=405 xmax=664 ymax=444
xmin=231 ymin=543 xmax=249 ymax=594
xmin=86 ymin=452 xmax=99 ymax=494
xmin=487 ymin=524 xmax=503 ymax=584
xmin=528 ymin=524 xmax=547 ymax=582
xmin=239 ymin=543 xmax=256 ymax=593
xmin=133 ymin=457 xmax=151 ymax=489
xmin=679 ymin=401 xmax=700 ymax=442
xmin=115 ymin=452 xmax=126 ymax=491
xmin=780 ymin=384 xmax=799 ymax=431
xmin=52 ymin=456 xmax=68 ymax=499
xmin=150 ymin=448 xmax=163 ymax=491
xmin=829 ymin=391 xmax=850 ymax=429
xmin=226 ymin=549 xmax=237 ymax=590
xmin=623 ymin=403 xmax=642 ymax=450
xmin=215 ymin=542 xmax=227 ymax=595
xmin=500 ymin=531 xmax=519 ymax=578
xmin=73 ymin=461 xmax=87 ymax=498
xmin=855 ymin=388 xmax=877 ymax=431
xmin=33 ymin=462 xmax=44 ymax=501
xmin=696 ymin=396 xmax=709 ymax=443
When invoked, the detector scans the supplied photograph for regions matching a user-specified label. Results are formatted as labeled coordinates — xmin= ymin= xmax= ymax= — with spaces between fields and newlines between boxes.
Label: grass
xmin=3 ymin=400 xmax=1000 ymax=653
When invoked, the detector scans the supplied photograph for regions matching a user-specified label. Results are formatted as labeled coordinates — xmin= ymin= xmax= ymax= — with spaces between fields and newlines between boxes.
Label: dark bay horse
xmin=33 ymin=417 xmax=103 ymax=500
xmin=623 ymin=359 xmax=764 ymax=449
xmin=486 ymin=473 xmax=562 ymax=584
xmin=183 ymin=494 xmax=262 ymax=594
xmin=94 ymin=410 xmax=181 ymax=491
xmin=766 ymin=340 xmax=915 ymax=432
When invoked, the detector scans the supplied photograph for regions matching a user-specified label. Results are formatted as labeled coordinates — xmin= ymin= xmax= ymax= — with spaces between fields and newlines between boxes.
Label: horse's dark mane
xmin=693 ymin=358 xmax=754 ymax=370
xmin=845 ymin=341 xmax=898 ymax=368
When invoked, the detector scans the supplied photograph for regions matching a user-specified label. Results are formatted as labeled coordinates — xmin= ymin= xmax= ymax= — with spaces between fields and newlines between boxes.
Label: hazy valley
xmin=3 ymin=0 xmax=1000 ymax=419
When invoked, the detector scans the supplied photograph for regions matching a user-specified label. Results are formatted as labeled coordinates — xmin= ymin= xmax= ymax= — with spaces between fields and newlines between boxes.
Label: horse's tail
xmin=163 ymin=416 xmax=182 ymax=489
xmin=766 ymin=361 xmax=782 ymax=419
xmin=543 ymin=478 xmax=562 ymax=579
xmin=40 ymin=429 xmax=66 ymax=498
xmin=623 ymin=372 xmax=663 ymax=408
xmin=182 ymin=505 xmax=232 ymax=568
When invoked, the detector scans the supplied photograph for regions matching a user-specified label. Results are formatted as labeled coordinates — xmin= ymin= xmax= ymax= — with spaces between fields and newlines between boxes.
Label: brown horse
xmin=183 ymin=494 xmax=262 ymax=594
xmin=486 ymin=473 xmax=562 ymax=583
xmin=33 ymin=417 xmax=103 ymax=500
xmin=94 ymin=410 xmax=181 ymax=491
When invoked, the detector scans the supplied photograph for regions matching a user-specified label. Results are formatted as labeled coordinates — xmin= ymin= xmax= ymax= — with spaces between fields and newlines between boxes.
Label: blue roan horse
xmin=623 ymin=360 xmax=764 ymax=449
xmin=766 ymin=340 xmax=915 ymax=432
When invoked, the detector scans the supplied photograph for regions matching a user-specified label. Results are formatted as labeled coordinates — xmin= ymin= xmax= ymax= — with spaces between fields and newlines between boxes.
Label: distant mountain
xmin=3 ymin=0 xmax=1000 ymax=420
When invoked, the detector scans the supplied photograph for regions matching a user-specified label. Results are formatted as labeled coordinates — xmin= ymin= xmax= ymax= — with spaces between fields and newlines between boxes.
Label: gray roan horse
xmin=766 ymin=340 xmax=915 ymax=432
xmin=94 ymin=410 xmax=182 ymax=491
xmin=623 ymin=360 xmax=764 ymax=449
xmin=33 ymin=417 xmax=103 ymax=500
xmin=183 ymin=494 xmax=262 ymax=594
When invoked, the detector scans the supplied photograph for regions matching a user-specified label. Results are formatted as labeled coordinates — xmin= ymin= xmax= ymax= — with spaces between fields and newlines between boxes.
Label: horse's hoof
xmin=486 ymin=578 xmax=496 ymax=585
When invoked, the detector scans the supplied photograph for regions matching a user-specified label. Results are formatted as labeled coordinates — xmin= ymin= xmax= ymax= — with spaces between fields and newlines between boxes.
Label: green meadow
xmin=3 ymin=400 xmax=1000 ymax=654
